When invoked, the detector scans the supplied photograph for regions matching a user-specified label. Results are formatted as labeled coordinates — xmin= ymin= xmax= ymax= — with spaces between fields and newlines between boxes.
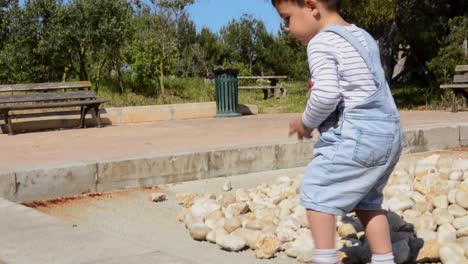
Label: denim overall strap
xmin=322 ymin=26 xmax=388 ymax=91
xmin=322 ymin=25 xmax=376 ymax=79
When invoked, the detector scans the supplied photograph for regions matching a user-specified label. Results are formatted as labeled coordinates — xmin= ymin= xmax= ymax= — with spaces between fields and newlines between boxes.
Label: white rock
xmin=176 ymin=193 xmax=198 ymax=207
xmin=448 ymin=189 xmax=458 ymax=204
xmin=457 ymin=226 xmax=468 ymax=237
xmin=222 ymin=180 xmax=232 ymax=192
xmin=205 ymin=218 xmax=225 ymax=230
xmin=255 ymin=234 xmax=282 ymax=259
xmin=279 ymin=216 xmax=301 ymax=231
xmin=223 ymin=202 xmax=250 ymax=218
xmin=433 ymin=195 xmax=449 ymax=209
xmin=189 ymin=223 xmax=212 ymax=241
xmin=439 ymin=243 xmax=467 ymax=264
xmin=416 ymin=229 xmax=438 ymax=241
xmin=448 ymin=204 xmax=467 ymax=217
xmin=224 ymin=217 xmax=242 ymax=233
xmin=191 ymin=198 xmax=221 ymax=219
xmin=457 ymin=237 xmax=468 ymax=257
xmin=410 ymin=191 xmax=427 ymax=203
xmin=231 ymin=228 xmax=262 ymax=249
xmin=278 ymin=199 xmax=296 ymax=211
xmin=415 ymin=213 xmax=437 ymax=231
xmin=384 ymin=184 xmax=411 ymax=199
xmin=450 ymin=170 xmax=464 ymax=181
xmin=216 ymin=234 xmax=246 ymax=252
xmin=453 ymin=216 xmax=468 ymax=230
xmin=388 ymin=196 xmax=414 ymax=212
xmin=149 ymin=192 xmax=166 ymax=202
xmin=433 ymin=208 xmax=454 ymax=225
xmin=284 ymin=232 xmax=314 ymax=258
xmin=207 ymin=227 xmax=228 ymax=244
xmin=437 ymin=224 xmax=457 ymax=244
xmin=338 ymin=223 xmax=357 ymax=239
xmin=403 ymin=209 xmax=421 ymax=219
xmin=235 ymin=189 xmax=250 ymax=202
xmin=276 ymin=176 xmax=292 ymax=184
xmin=453 ymin=159 xmax=468 ymax=171
xmin=413 ymin=202 xmax=434 ymax=214
xmin=276 ymin=226 xmax=296 ymax=242
xmin=456 ymin=190 xmax=468 ymax=209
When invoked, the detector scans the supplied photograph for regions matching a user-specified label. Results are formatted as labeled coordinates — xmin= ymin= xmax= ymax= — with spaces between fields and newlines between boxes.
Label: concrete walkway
xmin=2 ymin=111 xmax=468 ymax=170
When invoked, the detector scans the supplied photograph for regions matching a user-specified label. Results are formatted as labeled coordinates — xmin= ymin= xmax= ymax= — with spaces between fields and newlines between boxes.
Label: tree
xmin=427 ymin=16 xmax=468 ymax=84
xmin=56 ymin=0 xmax=132 ymax=93
xmin=341 ymin=0 xmax=399 ymax=81
xmin=197 ymin=27 xmax=222 ymax=76
xmin=151 ymin=0 xmax=194 ymax=95
xmin=0 ymin=0 xmax=65 ymax=83
xmin=220 ymin=14 xmax=271 ymax=75
xmin=395 ymin=0 xmax=467 ymax=88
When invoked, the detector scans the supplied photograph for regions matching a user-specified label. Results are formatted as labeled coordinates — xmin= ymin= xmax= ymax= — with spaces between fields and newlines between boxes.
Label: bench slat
xmin=0 ymin=81 xmax=92 ymax=92
xmin=239 ymin=86 xmax=284 ymax=90
xmin=0 ymin=99 xmax=108 ymax=111
xmin=0 ymin=91 xmax=96 ymax=104
xmin=455 ymin=65 xmax=468 ymax=73
xmin=454 ymin=74 xmax=468 ymax=83
xmin=440 ymin=84 xmax=468 ymax=89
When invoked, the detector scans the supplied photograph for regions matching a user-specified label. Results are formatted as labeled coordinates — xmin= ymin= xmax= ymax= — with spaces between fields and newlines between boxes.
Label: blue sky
xmin=186 ymin=0 xmax=282 ymax=34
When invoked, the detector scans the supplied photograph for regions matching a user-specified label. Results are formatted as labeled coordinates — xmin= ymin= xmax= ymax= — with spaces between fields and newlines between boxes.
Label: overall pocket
xmin=352 ymin=129 xmax=394 ymax=167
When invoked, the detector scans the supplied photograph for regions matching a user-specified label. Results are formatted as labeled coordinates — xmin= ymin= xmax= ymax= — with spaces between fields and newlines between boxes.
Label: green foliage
xmin=427 ymin=16 xmax=468 ymax=84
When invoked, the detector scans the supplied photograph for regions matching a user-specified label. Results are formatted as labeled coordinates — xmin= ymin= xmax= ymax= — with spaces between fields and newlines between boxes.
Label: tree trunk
xmin=79 ymin=47 xmax=88 ymax=81
xmin=115 ymin=57 xmax=124 ymax=95
xmin=95 ymin=59 xmax=106 ymax=94
xmin=159 ymin=58 xmax=165 ymax=96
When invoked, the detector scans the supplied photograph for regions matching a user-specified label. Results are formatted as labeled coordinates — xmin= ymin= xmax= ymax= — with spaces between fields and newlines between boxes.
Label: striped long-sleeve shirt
xmin=302 ymin=25 xmax=378 ymax=129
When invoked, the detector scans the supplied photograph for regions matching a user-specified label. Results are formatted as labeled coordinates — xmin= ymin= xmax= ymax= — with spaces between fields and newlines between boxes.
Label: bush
xmin=427 ymin=16 xmax=468 ymax=84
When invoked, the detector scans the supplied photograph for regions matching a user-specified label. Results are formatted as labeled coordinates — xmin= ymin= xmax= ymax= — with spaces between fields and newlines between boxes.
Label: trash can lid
xmin=213 ymin=68 xmax=239 ymax=76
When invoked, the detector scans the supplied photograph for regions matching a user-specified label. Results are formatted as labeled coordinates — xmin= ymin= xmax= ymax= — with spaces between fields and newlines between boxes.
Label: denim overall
xmin=300 ymin=25 xmax=404 ymax=216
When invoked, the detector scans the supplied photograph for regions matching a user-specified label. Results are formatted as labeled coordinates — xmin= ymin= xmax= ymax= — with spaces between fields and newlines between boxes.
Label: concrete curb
xmin=1 ymin=102 xmax=258 ymax=133
xmin=2 ymin=123 xmax=467 ymax=202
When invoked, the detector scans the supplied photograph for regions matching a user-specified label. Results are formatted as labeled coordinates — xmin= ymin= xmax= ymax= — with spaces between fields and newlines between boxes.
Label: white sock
xmin=312 ymin=248 xmax=339 ymax=264
xmin=371 ymin=252 xmax=395 ymax=264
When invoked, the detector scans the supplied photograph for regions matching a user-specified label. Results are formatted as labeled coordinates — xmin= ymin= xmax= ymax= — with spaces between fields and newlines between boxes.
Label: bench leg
xmin=91 ymin=105 xmax=102 ymax=128
xmin=3 ymin=112 xmax=14 ymax=135
xmin=452 ymin=91 xmax=457 ymax=112
xmin=262 ymin=89 xmax=268 ymax=100
xmin=281 ymin=88 xmax=288 ymax=98
xmin=80 ymin=106 xmax=86 ymax=128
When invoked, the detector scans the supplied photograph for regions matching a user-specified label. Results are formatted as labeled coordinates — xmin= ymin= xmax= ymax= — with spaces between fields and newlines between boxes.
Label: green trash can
xmin=213 ymin=68 xmax=242 ymax=118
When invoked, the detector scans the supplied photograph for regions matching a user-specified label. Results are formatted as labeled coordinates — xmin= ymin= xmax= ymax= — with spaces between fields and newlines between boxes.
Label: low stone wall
xmin=0 ymin=102 xmax=258 ymax=133
xmin=1 ymin=123 xmax=467 ymax=203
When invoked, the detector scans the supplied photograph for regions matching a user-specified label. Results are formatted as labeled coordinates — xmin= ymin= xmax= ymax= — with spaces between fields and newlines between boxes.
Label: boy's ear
xmin=304 ymin=0 xmax=320 ymax=15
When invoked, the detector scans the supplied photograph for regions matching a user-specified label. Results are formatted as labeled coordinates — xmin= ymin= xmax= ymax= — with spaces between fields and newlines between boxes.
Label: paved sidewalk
xmin=2 ymin=111 xmax=468 ymax=170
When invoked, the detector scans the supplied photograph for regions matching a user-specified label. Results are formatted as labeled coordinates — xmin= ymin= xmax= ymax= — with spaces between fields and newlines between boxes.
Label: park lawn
xmin=96 ymin=78 xmax=464 ymax=113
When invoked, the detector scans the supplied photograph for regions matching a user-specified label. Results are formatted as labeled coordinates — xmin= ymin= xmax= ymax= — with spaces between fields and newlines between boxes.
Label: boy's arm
xmin=302 ymin=41 xmax=342 ymax=129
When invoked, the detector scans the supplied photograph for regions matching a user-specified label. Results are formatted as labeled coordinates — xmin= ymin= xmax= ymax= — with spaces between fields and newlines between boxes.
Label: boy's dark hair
xmin=271 ymin=0 xmax=341 ymax=12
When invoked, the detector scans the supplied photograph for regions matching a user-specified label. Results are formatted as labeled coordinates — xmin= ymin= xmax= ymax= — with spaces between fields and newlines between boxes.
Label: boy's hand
xmin=289 ymin=116 xmax=313 ymax=140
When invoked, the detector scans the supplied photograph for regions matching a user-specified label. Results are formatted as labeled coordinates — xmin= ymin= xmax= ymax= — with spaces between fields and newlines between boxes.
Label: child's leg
xmin=355 ymin=210 xmax=394 ymax=264
xmin=307 ymin=210 xmax=339 ymax=264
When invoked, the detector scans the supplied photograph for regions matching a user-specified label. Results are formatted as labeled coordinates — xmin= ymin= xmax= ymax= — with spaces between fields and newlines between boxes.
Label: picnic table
xmin=238 ymin=76 xmax=288 ymax=100
xmin=440 ymin=65 xmax=468 ymax=112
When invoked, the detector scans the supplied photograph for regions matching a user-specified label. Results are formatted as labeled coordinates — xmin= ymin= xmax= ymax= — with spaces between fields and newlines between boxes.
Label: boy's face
xmin=275 ymin=1 xmax=320 ymax=46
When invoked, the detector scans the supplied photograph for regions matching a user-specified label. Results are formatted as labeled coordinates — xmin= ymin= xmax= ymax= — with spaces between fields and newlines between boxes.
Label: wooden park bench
xmin=238 ymin=76 xmax=287 ymax=100
xmin=0 ymin=81 xmax=108 ymax=135
xmin=440 ymin=65 xmax=468 ymax=112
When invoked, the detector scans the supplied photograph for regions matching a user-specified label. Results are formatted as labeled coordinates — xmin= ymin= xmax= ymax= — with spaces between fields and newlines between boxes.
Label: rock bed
xmin=175 ymin=154 xmax=468 ymax=263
